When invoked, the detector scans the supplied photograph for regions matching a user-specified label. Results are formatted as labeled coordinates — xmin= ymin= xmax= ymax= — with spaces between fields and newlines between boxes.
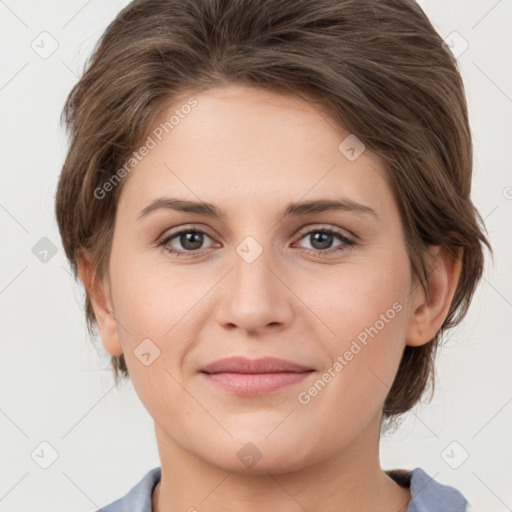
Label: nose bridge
xmin=216 ymin=234 xmax=293 ymax=332
xmin=232 ymin=234 xmax=280 ymax=302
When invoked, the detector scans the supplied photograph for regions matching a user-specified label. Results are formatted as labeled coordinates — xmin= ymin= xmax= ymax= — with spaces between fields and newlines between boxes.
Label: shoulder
xmin=386 ymin=467 xmax=469 ymax=512
xmin=95 ymin=467 xmax=161 ymax=512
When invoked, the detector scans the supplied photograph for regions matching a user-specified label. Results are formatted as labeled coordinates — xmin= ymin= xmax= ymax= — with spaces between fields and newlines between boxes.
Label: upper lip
xmin=200 ymin=356 xmax=314 ymax=374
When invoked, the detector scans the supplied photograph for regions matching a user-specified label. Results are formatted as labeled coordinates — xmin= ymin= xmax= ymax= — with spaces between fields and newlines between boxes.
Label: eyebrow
xmin=138 ymin=197 xmax=378 ymax=220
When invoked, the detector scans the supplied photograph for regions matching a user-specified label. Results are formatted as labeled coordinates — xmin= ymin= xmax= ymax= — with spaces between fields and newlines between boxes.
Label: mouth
xmin=199 ymin=356 xmax=315 ymax=396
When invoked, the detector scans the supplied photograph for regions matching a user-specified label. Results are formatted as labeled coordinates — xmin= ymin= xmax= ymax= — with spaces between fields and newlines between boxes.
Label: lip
xmin=200 ymin=356 xmax=313 ymax=374
xmin=199 ymin=356 xmax=315 ymax=396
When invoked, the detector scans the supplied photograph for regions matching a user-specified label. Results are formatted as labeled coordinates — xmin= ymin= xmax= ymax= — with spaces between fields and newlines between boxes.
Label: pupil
xmin=181 ymin=232 xmax=203 ymax=250
xmin=311 ymin=232 xmax=332 ymax=250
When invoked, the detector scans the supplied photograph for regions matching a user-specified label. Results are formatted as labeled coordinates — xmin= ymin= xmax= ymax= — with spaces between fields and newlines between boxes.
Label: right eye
xmin=159 ymin=228 xmax=218 ymax=256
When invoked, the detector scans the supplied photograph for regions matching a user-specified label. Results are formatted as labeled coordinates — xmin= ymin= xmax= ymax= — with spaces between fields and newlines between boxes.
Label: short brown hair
xmin=55 ymin=0 xmax=490 ymax=423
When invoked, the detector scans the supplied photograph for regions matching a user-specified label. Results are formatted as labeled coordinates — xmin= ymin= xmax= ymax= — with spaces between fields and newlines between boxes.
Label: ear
xmin=406 ymin=245 xmax=463 ymax=347
xmin=76 ymin=250 xmax=123 ymax=356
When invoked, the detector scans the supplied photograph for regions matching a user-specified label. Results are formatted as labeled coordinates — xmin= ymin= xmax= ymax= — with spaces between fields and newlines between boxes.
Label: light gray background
xmin=1 ymin=1 xmax=511 ymax=510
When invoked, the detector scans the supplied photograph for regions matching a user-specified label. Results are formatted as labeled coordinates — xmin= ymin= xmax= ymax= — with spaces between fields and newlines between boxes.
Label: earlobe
xmin=76 ymin=250 xmax=123 ymax=356
xmin=406 ymin=245 xmax=463 ymax=347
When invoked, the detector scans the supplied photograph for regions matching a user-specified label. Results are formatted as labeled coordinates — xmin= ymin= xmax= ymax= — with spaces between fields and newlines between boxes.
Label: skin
xmin=78 ymin=83 xmax=462 ymax=512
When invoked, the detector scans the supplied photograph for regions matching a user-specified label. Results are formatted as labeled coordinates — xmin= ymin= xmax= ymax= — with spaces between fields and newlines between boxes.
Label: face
xmin=100 ymin=83 xmax=418 ymax=473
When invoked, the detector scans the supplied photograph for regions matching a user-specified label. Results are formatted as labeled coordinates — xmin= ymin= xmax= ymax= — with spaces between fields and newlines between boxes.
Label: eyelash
xmin=158 ymin=226 xmax=356 ymax=258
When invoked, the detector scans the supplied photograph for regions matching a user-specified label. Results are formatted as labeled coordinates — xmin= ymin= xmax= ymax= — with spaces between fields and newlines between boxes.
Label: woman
xmin=55 ymin=0 xmax=489 ymax=510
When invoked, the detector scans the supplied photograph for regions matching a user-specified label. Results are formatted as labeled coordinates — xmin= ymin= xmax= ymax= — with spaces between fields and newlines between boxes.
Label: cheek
xmin=107 ymin=259 xmax=199 ymax=411
xmin=300 ymin=255 xmax=411 ymax=402
xmin=305 ymin=258 xmax=410 ymax=348
xmin=107 ymin=251 xmax=221 ymax=391
xmin=109 ymin=250 xmax=199 ymax=336
xmin=288 ymin=264 xmax=410 ymax=461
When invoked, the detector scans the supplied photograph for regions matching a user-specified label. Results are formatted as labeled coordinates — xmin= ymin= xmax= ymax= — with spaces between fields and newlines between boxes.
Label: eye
xmin=294 ymin=227 xmax=355 ymax=255
xmin=159 ymin=228 xmax=216 ymax=256
xmin=158 ymin=226 xmax=355 ymax=258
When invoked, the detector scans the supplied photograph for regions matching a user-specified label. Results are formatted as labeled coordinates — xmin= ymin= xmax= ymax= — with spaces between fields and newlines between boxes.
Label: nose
xmin=215 ymin=241 xmax=294 ymax=335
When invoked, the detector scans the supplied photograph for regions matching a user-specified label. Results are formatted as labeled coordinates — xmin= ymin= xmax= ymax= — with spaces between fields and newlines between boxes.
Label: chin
xmin=198 ymin=430 xmax=316 ymax=475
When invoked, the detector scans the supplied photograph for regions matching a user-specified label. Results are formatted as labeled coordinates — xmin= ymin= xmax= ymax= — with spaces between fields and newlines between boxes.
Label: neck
xmin=151 ymin=415 xmax=411 ymax=512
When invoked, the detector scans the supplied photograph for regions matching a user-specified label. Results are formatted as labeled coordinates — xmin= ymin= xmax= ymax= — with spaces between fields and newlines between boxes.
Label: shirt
xmin=96 ymin=466 xmax=469 ymax=511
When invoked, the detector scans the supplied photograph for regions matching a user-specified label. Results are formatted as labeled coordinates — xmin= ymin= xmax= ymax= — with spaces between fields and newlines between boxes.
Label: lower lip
xmin=201 ymin=371 xmax=314 ymax=395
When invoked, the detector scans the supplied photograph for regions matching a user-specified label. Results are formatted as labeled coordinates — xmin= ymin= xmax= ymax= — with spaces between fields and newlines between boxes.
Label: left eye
xmin=295 ymin=228 xmax=354 ymax=254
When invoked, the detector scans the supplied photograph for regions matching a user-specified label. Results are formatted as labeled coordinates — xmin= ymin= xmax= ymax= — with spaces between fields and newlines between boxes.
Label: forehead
xmin=118 ymin=83 xmax=393 ymax=216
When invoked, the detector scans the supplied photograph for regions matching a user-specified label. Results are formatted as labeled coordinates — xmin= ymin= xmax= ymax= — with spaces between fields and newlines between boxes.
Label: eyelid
xmin=293 ymin=223 xmax=356 ymax=242
xmin=158 ymin=223 xmax=216 ymax=243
